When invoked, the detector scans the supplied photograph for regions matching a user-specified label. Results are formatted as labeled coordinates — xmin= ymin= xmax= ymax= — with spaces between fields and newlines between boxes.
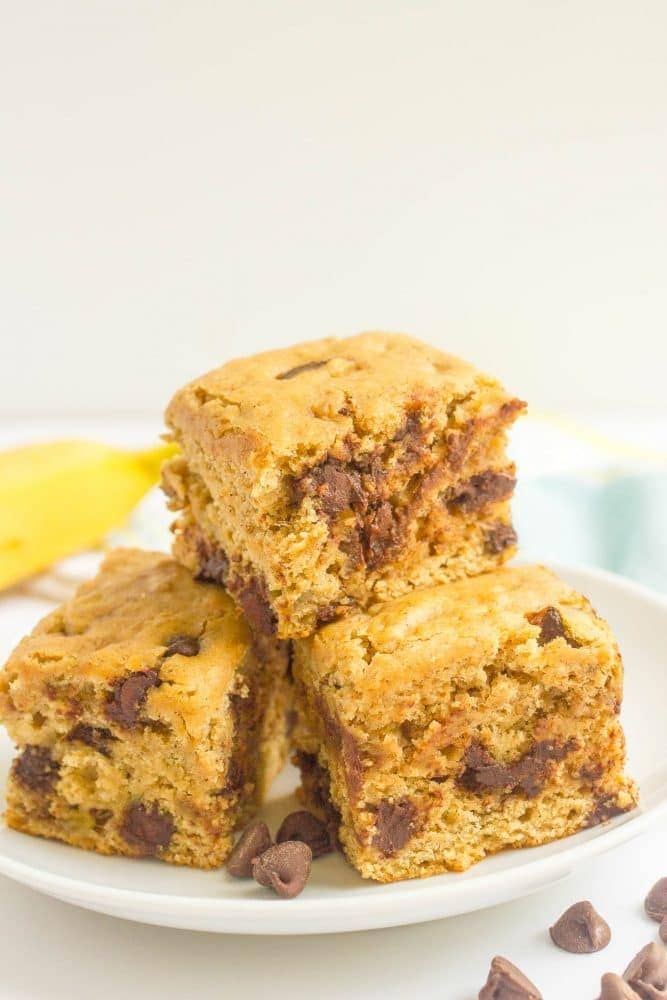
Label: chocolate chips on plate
xmin=227 ymin=810 xmax=330 ymax=898
xmin=252 ymin=842 xmax=313 ymax=900
xmin=227 ymin=819 xmax=272 ymax=878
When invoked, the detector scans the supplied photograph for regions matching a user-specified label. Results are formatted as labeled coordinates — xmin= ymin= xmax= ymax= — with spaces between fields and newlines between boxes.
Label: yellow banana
xmin=0 ymin=440 xmax=177 ymax=590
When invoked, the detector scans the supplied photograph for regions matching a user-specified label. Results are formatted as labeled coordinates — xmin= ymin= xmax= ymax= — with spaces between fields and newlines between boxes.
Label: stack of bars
xmin=0 ymin=333 xmax=638 ymax=881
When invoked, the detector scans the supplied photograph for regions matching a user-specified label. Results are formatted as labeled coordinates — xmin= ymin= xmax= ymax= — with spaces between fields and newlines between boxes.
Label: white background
xmin=0 ymin=5 xmax=666 ymax=999
xmin=1 ymin=0 xmax=667 ymax=417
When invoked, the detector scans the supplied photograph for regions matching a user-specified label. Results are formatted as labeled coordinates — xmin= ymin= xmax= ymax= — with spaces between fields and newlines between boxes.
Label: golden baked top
xmin=165 ymin=331 xmax=519 ymax=469
xmin=297 ymin=564 xmax=620 ymax=700
xmin=0 ymin=549 xmax=252 ymax=740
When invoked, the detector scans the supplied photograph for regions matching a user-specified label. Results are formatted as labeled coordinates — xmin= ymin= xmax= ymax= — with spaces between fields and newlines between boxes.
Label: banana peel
xmin=0 ymin=440 xmax=177 ymax=591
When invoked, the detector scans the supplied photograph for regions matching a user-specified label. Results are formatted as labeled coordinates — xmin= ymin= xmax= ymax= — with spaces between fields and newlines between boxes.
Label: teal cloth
xmin=514 ymin=474 xmax=667 ymax=593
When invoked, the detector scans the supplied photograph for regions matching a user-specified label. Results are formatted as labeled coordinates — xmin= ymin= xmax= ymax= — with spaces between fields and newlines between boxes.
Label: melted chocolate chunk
xmin=527 ymin=606 xmax=581 ymax=648
xmin=361 ymin=501 xmax=403 ymax=568
xmin=549 ymin=901 xmax=611 ymax=953
xmin=372 ymin=798 xmax=416 ymax=855
xmin=276 ymin=359 xmax=329 ymax=380
xmin=105 ymin=670 xmax=160 ymax=728
xmin=293 ymin=460 xmax=365 ymax=520
xmin=90 ymin=807 xmax=113 ymax=830
xmin=276 ymin=810 xmax=333 ymax=858
xmin=294 ymin=751 xmax=342 ymax=846
xmin=120 ymin=802 xmax=174 ymax=854
xmin=316 ymin=696 xmax=364 ymax=798
xmin=12 ymin=746 xmax=59 ymax=794
xmin=67 ymin=723 xmax=116 ymax=756
xmin=645 ymin=879 xmax=667 ymax=922
xmin=252 ymin=841 xmax=312 ymax=898
xmin=446 ymin=471 xmax=516 ymax=513
xmin=195 ymin=540 xmax=229 ymax=586
xmin=585 ymin=793 xmax=628 ymax=828
xmin=623 ymin=942 xmax=667 ymax=999
xmin=227 ymin=820 xmax=272 ymax=878
xmin=485 ymin=522 xmax=518 ymax=554
xmin=232 ymin=575 xmax=277 ymax=636
xmin=164 ymin=635 xmax=200 ymax=658
xmin=316 ymin=603 xmax=342 ymax=626
xmin=458 ymin=739 xmax=576 ymax=798
xmin=479 ymin=956 xmax=542 ymax=1000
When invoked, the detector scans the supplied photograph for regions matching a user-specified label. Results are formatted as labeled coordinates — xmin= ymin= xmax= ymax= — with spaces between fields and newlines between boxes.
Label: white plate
xmin=0 ymin=562 xmax=665 ymax=935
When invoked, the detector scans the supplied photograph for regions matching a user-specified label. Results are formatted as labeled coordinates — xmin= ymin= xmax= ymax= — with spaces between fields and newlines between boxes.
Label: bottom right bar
xmin=291 ymin=564 xmax=638 ymax=883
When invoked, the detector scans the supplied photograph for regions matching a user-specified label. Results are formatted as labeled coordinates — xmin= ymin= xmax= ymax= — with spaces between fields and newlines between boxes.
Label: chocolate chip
xmin=196 ymin=540 xmax=229 ymax=586
xmin=227 ymin=820 xmax=272 ymax=878
xmin=549 ymin=900 xmax=611 ymax=953
xmin=252 ymin=841 xmax=312 ymax=898
xmin=164 ymin=635 xmax=200 ymax=658
xmin=315 ymin=603 xmax=341 ymax=626
xmin=105 ymin=669 xmax=160 ymax=728
xmin=623 ymin=942 xmax=667 ymax=998
xmin=485 ymin=522 xmax=518 ymax=554
xmin=479 ymin=956 xmax=542 ymax=1000
xmin=276 ymin=810 xmax=333 ymax=858
xmin=12 ymin=746 xmax=59 ymax=793
xmin=660 ymin=919 xmax=667 ymax=945
xmin=66 ymin=723 xmax=116 ymax=756
xmin=232 ymin=575 xmax=277 ymax=636
xmin=447 ymin=471 xmax=516 ymax=513
xmin=372 ymin=798 xmax=416 ymax=855
xmin=361 ymin=501 xmax=403 ymax=568
xmin=585 ymin=793 xmax=629 ymax=828
xmin=293 ymin=460 xmax=365 ymax=520
xmin=599 ymin=973 xmax=641 ymax=1000
xmin=645 ymin=880 xmax=667 ymax=923
xmin=458 ymin=739 xmax=576 ymax=798
xmin=276 ymin=359 xmax=329 ymax=380
xmin=527 ymin=606 xmax=581 ymax=648
xmin=90 ymin=807 xmax=113 ymax=830
xmin=120 ymin=802 xmax=174 ymax=855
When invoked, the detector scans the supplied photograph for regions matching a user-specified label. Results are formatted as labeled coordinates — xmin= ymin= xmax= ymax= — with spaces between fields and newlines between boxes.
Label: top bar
xmin=163 ymin=331 xmax=525 ymax=638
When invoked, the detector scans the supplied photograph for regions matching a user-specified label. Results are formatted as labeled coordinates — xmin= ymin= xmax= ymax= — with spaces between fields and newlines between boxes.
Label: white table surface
xmin=0 ymin=824 xmax=664 ymax=1000
xmin=0 ymin=417 xmax=665 ymax=999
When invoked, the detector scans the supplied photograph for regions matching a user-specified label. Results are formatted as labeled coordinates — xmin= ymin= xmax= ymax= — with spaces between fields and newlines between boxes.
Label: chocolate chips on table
xmin=645 ymin=879 xmax=667 ymax=923
xmin=599 ymin=973 xmax=640 ymax=999
xmin=623 ymin=942 xmax=667 ymax=998
xmin=478 ymin=956 xmax=542 ymax=1000
xmin=252 ymin=842 xmax=312 ymax=899
xmin=227 ymin=819 xmax=272 ymax=878
xmin=276 ymin=810 xmax=333 ymax=859
xmin=549 ymin=900 xmax=611 ymax=953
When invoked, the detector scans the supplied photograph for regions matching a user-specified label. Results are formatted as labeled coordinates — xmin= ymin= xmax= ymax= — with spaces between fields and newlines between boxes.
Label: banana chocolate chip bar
xmin=0 ymin=549 xmax=291 ymax=868
xmin=291 ymin=565 xmax=638 ymax=882
xmin=163 ymin=331 xmax=525 ymax=639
